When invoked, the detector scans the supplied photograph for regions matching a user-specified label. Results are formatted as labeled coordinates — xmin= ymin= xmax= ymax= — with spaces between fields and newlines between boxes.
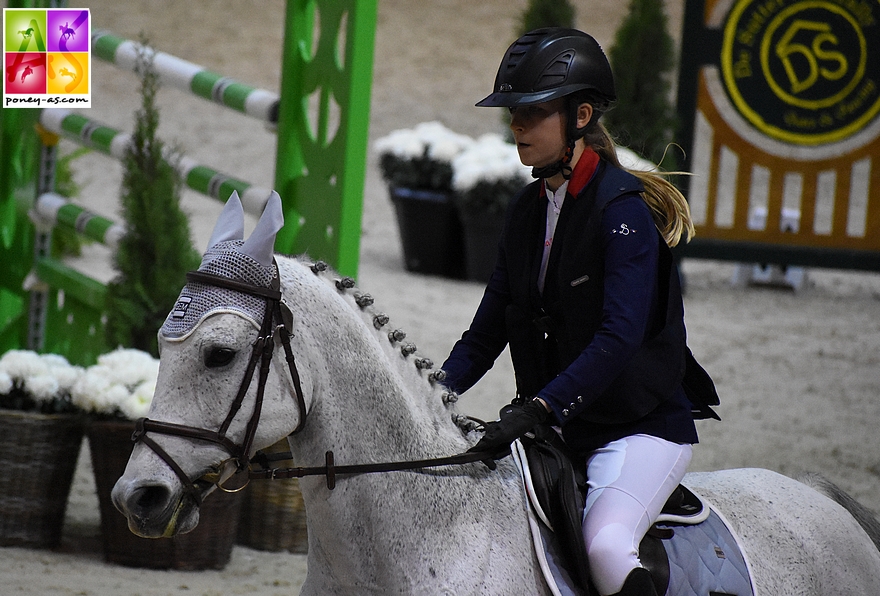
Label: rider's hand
xmin=469 ymin=399 xmax=549 ymax=461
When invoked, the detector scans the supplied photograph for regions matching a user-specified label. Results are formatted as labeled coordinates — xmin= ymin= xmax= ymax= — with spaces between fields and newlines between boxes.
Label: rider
xmin=441 ymin=28 xmax=718 ymax=596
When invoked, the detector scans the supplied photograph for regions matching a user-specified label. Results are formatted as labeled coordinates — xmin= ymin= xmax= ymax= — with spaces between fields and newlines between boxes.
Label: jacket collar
xmin=538 ymin=146 xmax=600 ymax=200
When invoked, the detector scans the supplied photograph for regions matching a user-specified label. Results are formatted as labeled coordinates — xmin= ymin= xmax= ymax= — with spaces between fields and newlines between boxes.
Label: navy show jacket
xmin=442 ymin=154 xmax=714 ymax=453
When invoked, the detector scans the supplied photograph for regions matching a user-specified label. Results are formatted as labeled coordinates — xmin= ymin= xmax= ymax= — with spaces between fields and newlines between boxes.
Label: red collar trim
xmin=539 ymin=147 xmax=600 ymax=199
xmin=568 ymin=147 xmax=599 ymax=197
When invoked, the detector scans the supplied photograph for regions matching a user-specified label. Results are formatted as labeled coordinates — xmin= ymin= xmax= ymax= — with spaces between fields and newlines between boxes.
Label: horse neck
xmin=278 ymin=257 xmax=468 ymax=464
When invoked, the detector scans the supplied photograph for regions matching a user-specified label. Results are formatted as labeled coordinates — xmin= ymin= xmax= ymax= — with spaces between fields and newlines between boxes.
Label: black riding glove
xmin=469 ymin=399 xmax=550 ymax=460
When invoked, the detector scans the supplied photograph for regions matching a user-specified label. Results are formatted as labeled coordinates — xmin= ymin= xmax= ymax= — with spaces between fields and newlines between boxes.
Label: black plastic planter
xmin=460 ymin=207 xmax=504 ymax=283
xmin=389 ymin=186 xmax=466 ymax=279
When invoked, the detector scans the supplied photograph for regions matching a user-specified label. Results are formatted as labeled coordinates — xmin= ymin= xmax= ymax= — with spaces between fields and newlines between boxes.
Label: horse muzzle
xmin=111 ymin=474 xmax=203 ymax=538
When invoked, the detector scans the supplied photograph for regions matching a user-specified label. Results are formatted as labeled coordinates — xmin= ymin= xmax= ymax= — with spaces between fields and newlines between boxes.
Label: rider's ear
xmin=207 ymin=191 xmax=245 ymax=249
xmin=240 ymin=191 xmax=284 ymax=267
xmin=575 ymin=103 xmax=593 ymax=129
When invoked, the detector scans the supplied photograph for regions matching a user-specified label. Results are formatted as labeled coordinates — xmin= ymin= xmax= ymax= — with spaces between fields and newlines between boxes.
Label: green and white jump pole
xmin=91 ymin=30 xmax=281 ymax=125
xmin=38 ymin=109 xmax=277 ymax=217
xmin=0 ymin=0 xmax=377 ymax=364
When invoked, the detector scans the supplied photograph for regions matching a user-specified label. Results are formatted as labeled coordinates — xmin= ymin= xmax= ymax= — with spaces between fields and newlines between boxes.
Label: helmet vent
xmin=505 ymin=49 xmax=527 ymax=72
xmin=505 ymin=29 xmax=544 ymax=70
xmin=535 ymin=51 xmax=574 ymax=91
xmin=505 ymin=46 xmax=531 ymax=70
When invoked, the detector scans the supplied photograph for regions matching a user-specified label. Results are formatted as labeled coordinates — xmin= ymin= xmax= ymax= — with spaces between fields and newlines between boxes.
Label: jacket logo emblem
xmin=570 ymin=275 xmax=590 ymax=287
xmin=612 ymin=223 xmax=636 ymax=236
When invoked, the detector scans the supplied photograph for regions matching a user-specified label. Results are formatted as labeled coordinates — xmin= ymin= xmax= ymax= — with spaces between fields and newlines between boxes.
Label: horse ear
xmin=207 ymin=191 xmax=245 ymax=249
xmin=240 ymin=191 xmax=284 ymax=267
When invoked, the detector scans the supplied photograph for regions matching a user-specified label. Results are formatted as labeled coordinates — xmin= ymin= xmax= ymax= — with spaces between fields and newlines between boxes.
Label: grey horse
xmin=112 ymin=192 xmax=880 ymax=595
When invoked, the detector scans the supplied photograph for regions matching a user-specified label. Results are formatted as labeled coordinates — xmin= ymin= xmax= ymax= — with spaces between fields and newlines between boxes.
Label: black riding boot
xmin=608 ymin=567 xmax=658 ymax=596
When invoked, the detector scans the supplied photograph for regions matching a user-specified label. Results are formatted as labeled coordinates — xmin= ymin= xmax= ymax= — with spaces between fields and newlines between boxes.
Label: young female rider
xmin=440 ymin=28 xmax=718 ymax=596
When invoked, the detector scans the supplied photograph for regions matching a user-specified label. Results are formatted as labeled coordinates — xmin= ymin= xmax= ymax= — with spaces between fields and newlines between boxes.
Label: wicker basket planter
xmin=87 ymin=419 xmax=244 ymax=570
xmin=0 ymin=410 xmax=84 ymax=548
xmin=237 ymin=439 xmax=308 ymax=553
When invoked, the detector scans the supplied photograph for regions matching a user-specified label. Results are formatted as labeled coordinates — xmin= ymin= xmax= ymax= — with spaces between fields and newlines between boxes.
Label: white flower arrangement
xmin=71 ymin=348 xmax=159 ymax=421
xmin=452 ymin=133 xmax=532 ymax=191
xmin=0 ymin=350 xmax=83 ymax=414
xmin=374 ymin=121 xmax=474 ymax=191
xmin=452 ymin=133 xmax=532 ymax=216
xmin=375 ymin=120 xmax=662 ymax=218
xmin=375 ymin=121 xmax=474 ymax=162
xmin=375 ymin=122 xmax=531 ymax=213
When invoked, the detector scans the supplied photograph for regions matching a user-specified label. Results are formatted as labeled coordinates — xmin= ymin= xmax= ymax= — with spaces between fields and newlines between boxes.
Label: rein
xmin=249 ymin=448 xmax=496 ymax=490
xmin=133 ymin=264 xmax=492 ymax=502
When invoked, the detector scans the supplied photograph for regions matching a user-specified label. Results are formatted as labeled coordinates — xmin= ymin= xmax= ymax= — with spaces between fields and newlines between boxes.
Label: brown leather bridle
xmin=132 ymin=264 xmax=307 ymax=505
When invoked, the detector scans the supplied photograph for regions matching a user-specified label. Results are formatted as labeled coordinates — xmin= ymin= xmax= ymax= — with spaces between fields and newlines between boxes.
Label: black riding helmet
xmin=477 ymin=28 xmax=616 ymax=108
xmin=478 ymin=28 xmax=616 ymax=178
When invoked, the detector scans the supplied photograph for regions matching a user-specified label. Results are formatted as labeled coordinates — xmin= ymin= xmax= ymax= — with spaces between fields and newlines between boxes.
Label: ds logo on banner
xmin=721 ymin=0 xmax=880 ymax=146
xmin=3 ymin=8 xmax=91 ymax=108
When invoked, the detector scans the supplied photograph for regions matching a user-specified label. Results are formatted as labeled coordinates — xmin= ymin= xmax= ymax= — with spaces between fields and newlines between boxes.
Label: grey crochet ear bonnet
xmin=160 ymin=191 xmax=284 ymax=341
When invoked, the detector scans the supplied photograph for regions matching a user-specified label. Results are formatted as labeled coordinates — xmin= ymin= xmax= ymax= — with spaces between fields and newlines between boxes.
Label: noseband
xmin=132 ymin=264 xmax=307 ymax=505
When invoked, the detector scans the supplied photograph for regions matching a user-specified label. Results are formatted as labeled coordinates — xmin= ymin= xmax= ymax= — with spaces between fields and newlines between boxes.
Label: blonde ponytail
xmin=633 ymin=169 xmax=694 ymax=247
xmin=587 ymin=123 xmax=695 ymax=247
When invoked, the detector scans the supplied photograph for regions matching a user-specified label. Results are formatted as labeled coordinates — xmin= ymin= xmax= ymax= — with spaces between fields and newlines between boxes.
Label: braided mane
xmin=282 ymin=255 xmax=479 ymax=435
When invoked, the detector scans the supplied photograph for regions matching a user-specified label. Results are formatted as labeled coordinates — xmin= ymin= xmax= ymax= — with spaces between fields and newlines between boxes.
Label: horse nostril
xmin=129 ymin=485 xmax=171 ymax=516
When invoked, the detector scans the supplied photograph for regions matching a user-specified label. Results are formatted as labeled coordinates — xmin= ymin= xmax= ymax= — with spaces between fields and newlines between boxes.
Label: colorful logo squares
xmin=3 ymin=8 xmax=91 ymax=108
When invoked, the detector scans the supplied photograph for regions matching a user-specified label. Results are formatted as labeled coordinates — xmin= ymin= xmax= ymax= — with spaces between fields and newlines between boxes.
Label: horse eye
xmin=205 ymin=347 xmax=236 ymax=368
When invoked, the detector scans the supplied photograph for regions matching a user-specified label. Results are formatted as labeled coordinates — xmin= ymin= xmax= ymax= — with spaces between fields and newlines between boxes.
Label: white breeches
xmin=582 ymin=434 xmax=692 ymax=595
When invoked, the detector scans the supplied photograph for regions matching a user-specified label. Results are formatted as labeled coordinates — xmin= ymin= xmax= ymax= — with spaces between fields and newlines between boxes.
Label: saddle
xmin=519 ymin=428 xmax=707 ymax=596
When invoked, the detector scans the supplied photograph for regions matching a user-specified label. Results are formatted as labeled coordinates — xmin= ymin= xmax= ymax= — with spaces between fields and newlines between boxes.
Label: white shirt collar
xmin=544 ymin=179 xmax=569 ymax=214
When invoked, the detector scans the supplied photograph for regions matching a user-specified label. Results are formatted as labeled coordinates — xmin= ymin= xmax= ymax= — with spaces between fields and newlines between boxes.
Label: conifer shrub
xmin=105 ymin=37 xmax=200 ymax=357
xmin=520 ymin=0 xmax=575 ymax=33
xmin=51 ymin=146 xmax=90 ymax=258
xmin=604 ymin=0 xmax=678 ymax=166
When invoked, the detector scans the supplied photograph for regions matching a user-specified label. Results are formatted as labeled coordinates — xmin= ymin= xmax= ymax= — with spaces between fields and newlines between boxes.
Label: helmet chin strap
xmin=531 ymin=139 xmax=575 ymax=180
xmin=532 ymin=94 xmax=588 ymax=181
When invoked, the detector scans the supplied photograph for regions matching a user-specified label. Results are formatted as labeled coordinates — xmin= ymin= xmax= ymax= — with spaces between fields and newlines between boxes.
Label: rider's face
xmin=508 ymin=99 xmax=568 ymax=169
